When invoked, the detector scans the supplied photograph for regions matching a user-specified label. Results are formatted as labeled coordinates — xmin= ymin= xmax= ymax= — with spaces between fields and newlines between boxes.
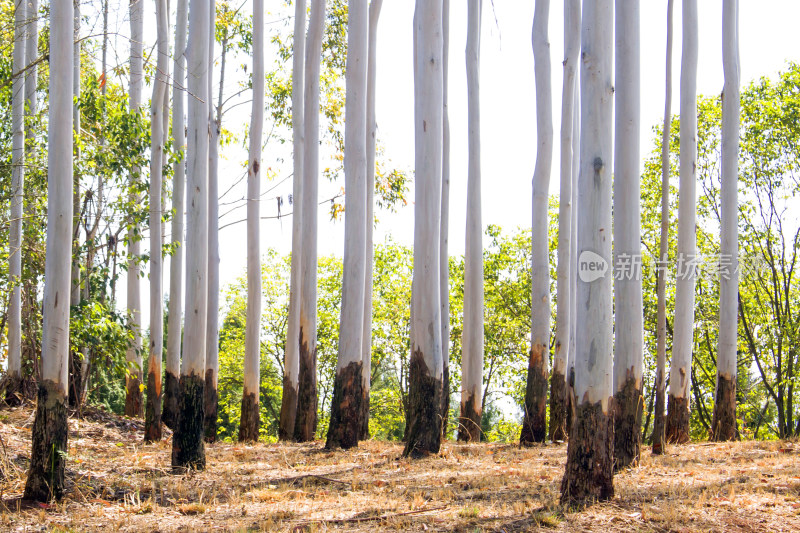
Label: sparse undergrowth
xmin=1 ymin=405 xmax=799 ymax=532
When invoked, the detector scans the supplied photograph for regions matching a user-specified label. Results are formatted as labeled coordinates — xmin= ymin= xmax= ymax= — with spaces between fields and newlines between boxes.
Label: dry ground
xmin=0 ymin=405 xmax=799 ymax=532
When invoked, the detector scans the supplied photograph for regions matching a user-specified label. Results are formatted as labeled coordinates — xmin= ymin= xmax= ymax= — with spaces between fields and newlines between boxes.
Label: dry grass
xmin=1 ymin=405 xmax=799 ymax=532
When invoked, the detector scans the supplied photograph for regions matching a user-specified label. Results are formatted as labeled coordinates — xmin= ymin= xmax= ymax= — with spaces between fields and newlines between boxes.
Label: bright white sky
xmin=120 ymin=0 xmax=800 ymax=324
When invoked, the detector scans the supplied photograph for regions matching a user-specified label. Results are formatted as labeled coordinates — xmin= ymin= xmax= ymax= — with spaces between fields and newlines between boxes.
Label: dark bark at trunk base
xmin=440 ymin=364 xmax=450 ymax=440
xmin=711 ymin=375 xmax=738 ymax=442
xmin=666 ymin=394 xmax=690 ymax=444
xmin=549 ymin=371 xmax=568 ymax=442
xmin=144 ymin=369 xmax=162 ymax=442
xmin=171 ymin=374 xmax=206 ymax=472
xmin=24 ymin=380 xmax=68 ymax=502
xmin=325 ymin=361 xmax=364 ymax=450
xmin=279 ymin=375 xmax=298 ymax=442
xmin=238 ymin=390 xmax=260 ymax=442
xmin=204 ymin=369 xmax=218 ymax=443
xmin=520 ymin=345 xmax=548 ymax=444
xmin=560 ymin=399 xmax=614 ymax=506
xmin=294 ymin=327 xmax=318 ymax=442
xmin=360 ymin=386 xmax=370 ymax=441
xmin=613 ymin=376 xmax=642 ymax=470
xmin=68 ymin=351 xmax=86 ymax=408
xmin=651 ymin=371 xmax=666 ymax=455
xmin=403 ymin=350 xmax=442 ymax=458
xmin=566 ymin=366 xmax=575 ymax=437
xmin=4 ymin=374 xmax=24 ymax=406
xmin=457 ymin=393 xmax=482 ymax=442
xmin=162 ymin=371 xmax=179 ymax=430
xmin=125 ymin=373 xmax=143 ymax=417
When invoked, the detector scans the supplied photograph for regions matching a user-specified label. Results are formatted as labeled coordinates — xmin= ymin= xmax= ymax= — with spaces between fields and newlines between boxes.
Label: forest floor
xmin=0 ymin=405 xmax=799 ymax=532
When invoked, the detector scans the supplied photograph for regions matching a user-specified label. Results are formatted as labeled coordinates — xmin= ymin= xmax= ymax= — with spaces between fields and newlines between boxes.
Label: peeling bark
xmin=326 ymin=361 xmax=364 ymax=450
xmin=279 ymin=373 xmax=299 ymax=442
xmin=144 ymin=369 xmax=162 ymax=442
xmin=172 ymin=374 xmax=206 ymax=471
xmin=666 ymin=394 xmax=690 ymax=444
xmin=521 ymin=344 xmax=548 ymax=444
xmin=294 ymin=327 xmax=318 ymax=442
xmin=549 ymin=370 xmax=568 ymax=441
xmin=403 ymin=350 xmax=442 ymax=458
xmin=238 ymin=390 xmax=259 ymax=442
xmin=24 ymin=380 xmax=68 ymax=501
xmin=560 ymin=400 xmax=614 ymax=505
xmin=711 ymin=374 xmax=738 ymax=441
xmin=613 ymin=374 xmax=642 ymax=470
xmin=125 ymin=374 xmax=143 ymax=417
xmin=457 ymin=392 xmax=481 ymax=443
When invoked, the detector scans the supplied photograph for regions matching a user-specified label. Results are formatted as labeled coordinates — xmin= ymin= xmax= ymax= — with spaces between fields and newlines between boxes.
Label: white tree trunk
xmin=561 ymin=0 xmax=614 ymax=504
xmin=667 ymin=0 xmax=698 ymax=445
xmin=173 ymin=0 xmax=210 ymax=469
xmin=295 ymin=0 xmax=326 ymax=442
xmin=550 ymin=0 xmax=580 ymax=442
xmin=405 ymin=0 xmax=444 ymax=458
xmin=613 ymin=0 xmax=644 ymax=468
xmin=70 ymin=0 xmax=81 ymax=311
xmin=521 ymin=0 xmax=552 ymax=445
xmin=166 ymin=0 xmax=188 ymax=429
xmin=568 ymin=55 xmax=580 ymax=412
xmin=712 ymin=0 xmax=740 ymax=442
xmin=8 ymin=0 xmax=26 ymax=388
xmin=145 ymin=0 xmax=169 ymax=442
xmin=281 ymin=0 xmax=306 ymax=441
xmin=23 ymin=0 xmax=73 ymax=501
xmin=239 ymin=0 xmax=264 ymax=442
xmin=459 ymin=0 xmax=483 ymax=444
xmin=653 ymin=0 xmax=675 ymax=455
xmin=361 ymin=0 xmax=384 ymax=440
xmin=438 ymin=0 xmax=451 ymax=437
xmin=24 ymin=0 xmax=38 ymax=130
xmin=205 ymin=0 xmax=220 ymax=442
xmin=126 ymin=0 xmax=144 ymax=417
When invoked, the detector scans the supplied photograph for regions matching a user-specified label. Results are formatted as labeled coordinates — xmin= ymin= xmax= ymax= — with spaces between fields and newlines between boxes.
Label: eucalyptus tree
xmin=711 ymin=0 xmax=740 ymax=442
xmin=206 ymin=0 xmax=219 ymax=443
xmin=652 ymin=0 xmax=675 ymax=455
xmin=69 ymin=0 xmax=82 ymax=405
xmin=239 ymin=0 xmax=264 ymax=442
xmin=361 ymin=0 xmax=385 ymax=440
xmin=405 ymin=0 xmax=444 ymax=458
xmin=613 ymin=0 xmax=644 ymax=469
xmin=439 ymin=0 xmax=451 ymax=438
xmin=550 ymin=0 xmax=580 ymax=443
xmin=327 ymin=0 xmax=369 ymax=450
xmin=521 ymin=0 xmax=552 ymax=445
xmin=560 ymin=0 xmax=614 ymax=504
xmin=145 ymin=0 xmax=170 ymax=443
xmin=667 ymin=0 xmax=698 ymax=445
xmin=280 ymin=0 xmax=306 ymax=442
xmin=165 ymin=0 xmax=189 ymax=431
xmin=23 ymin=0 xmax=73 ymax=501
xmin=7 ymin=0 xmax=26 ymax=403
xmin=172 ymin=0 xmax=210 ymax=470
xmin=125 ymin=0 xmax=144 ymax=417
xmin=295 ymin=0 xmax=327 ymax=442
xmin=459 ymin=0 xmax=483 ymax=444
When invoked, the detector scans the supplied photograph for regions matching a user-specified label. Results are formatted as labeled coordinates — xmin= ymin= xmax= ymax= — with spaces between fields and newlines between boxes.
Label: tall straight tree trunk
xmin=613 ymin=0 xmax=644 ymax=470
xmin=459 ymin=0 xmax=483 ymax=444
xmin=7 ymin=0 xmax=25 ymax=404
xmin=295 ymin=0 xmax=326 ymax=443
xmin=145 ymin=0 xmax=169 ymax=443
xmin=360 ymin=0 xmax=384 ymax=441
xmin=439 ymin=0 xmax=451 ymax=440
xmin=550 ymin=0 xmax=580 ymax=443
xmin=172 ymin=0 xmax=209 ymax=471
xmin=652 ymin=0 xmax=674 ymax=456
xmin=205 ymin=0 xmax=220 ymax=444
xmin=280 ymin=0 xmax=306 ymax=442
xmin=566 ymin=62 xmax=580 ymax=436
xmin=165 ymin=0 xmax=189 ymax=431
xmin=405 ymin=0 xmax=444 ymax=459
xmin=712 ymin=0 xmax=740 ymax=442
xmin=68 ymin=0 xmax=82 ymax=408
xmin=560 ymin=0 xmax=614 ymax=505
xmin=125 ymin=0 xmax=144 ymax=418
xmin=666 ymin=0 xmax=698 ymax=445
xmin=521 ymin=0 xmax=552 ymax=446
xmin=23 ymin=0 xmax=73 ymax=500
xmin=239 ymin=0 xmax=263 ymax=443
xmin=327 ymin=0 xmax=369 ymax=450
